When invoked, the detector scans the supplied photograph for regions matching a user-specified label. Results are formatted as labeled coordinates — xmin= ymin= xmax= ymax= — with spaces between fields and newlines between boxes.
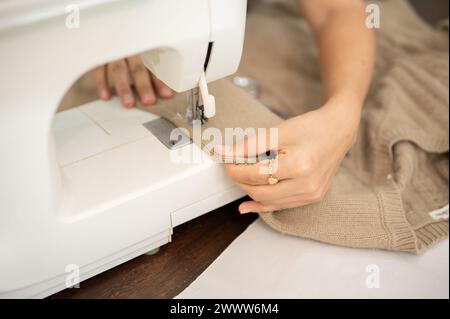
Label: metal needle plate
xmin=143 ymin=118 xmax=192 ymax=150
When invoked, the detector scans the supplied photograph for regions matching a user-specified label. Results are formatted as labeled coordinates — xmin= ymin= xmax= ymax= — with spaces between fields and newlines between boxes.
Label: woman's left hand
xmin=214 ymin=97 xmax=361 ymax=214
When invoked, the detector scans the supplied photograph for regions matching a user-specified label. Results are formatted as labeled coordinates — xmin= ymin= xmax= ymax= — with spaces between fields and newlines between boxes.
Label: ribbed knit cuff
xmin=375 ymin=181 xmax=417 ymax=252
xmin=415 ymin=222 xmax=449 ymax=253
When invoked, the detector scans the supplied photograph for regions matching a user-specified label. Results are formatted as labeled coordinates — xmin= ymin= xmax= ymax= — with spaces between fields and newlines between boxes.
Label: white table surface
xmin=177 ymin=218 xmax=449 ymax=299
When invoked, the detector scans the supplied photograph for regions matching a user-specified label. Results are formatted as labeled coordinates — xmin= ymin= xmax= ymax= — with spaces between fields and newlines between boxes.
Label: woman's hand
xmin=215 ymin=97 xmax=361 ymax=214
xmin=92 ymin=55 xmax=174 ymax=108
xmin=215 ymin=0 xmax=373 ymax=214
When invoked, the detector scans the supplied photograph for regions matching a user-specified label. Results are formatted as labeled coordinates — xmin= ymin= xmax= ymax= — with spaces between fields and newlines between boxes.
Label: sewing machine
xmin=0 ymin=0 xmax=247 ymax=298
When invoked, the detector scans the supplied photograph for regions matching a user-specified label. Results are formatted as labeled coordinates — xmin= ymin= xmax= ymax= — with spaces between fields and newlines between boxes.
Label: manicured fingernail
xmin=161 ymin=86 xmax=173 ymax=97
xmin=239 ymin=204 xmax=252 ymax=214
xmin=143 ymin=93 xmax=155 ymax=105
xmin=123 ymin=94 xmax=134 ymax=107
xmin=239 ymin=208 xmax=252 ymax=214
xmin=100 ymin=90 xmax=109 ymax=100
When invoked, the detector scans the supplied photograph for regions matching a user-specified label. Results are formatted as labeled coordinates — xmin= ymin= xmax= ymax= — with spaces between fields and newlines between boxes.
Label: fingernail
xmin=239 ymin=203 xmax=252 ymax=214
xmin=100 ymin=90 xmax=109 ymax=100
xmin=123 ymin=94 xmax=134 ymax=107
xmin=143 ymin=93 xmax=155 ymax=105
xmin=161 ymin=86 xmax=173 ymax=97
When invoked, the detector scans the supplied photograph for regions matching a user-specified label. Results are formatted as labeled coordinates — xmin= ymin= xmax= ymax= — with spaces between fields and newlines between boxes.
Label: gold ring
xmin=267 ymin=175 xmax=279 ymax=185
xmin=267 ymin=158 xmax=278 ymax=185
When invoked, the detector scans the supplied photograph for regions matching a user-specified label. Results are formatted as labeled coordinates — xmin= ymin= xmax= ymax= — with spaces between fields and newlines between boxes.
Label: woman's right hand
xmin=93 ymin=55 xmax=174 ymax=108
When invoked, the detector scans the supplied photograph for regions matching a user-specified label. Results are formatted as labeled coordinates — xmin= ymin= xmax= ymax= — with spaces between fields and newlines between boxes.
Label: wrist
xmin=325 ymin=89 xmax=364 ymax=110
xmin=320 ymin=93 xmax=362 ymax=146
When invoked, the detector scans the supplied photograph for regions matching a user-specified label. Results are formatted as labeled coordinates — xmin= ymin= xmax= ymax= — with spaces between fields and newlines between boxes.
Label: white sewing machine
xmin=0 ymin=0 xmax=246 ymax=298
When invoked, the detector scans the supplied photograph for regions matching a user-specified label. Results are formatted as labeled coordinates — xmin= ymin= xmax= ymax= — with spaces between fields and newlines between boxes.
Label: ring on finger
xmin=267 ymin=158 xmax=279 ymax=185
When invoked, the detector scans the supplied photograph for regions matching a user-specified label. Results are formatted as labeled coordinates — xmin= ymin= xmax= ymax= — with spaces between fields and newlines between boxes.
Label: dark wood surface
xmin=50 ymin=198 xmax=256 ymax=299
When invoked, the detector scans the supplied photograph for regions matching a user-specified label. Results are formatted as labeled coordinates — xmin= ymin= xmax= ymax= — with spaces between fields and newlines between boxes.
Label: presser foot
xmin=182 ymin=72 xmax=215 ymax=125
xmin=183 ymin=87 xmax=208 ymax=125
xmin=195 ymin=105 xmax=208 ymax=125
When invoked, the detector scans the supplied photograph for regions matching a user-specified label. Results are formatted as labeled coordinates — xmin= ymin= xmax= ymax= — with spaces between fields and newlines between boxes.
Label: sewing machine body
xmin=0 ymin=0 xmax=246 ymax=298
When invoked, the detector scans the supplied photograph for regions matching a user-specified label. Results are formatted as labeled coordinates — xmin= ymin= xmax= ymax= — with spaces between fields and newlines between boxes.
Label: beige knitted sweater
xmin=139 ymin=0 xmax=449 ymax=253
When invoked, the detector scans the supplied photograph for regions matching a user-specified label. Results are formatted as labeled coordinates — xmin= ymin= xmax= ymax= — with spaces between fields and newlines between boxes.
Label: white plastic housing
xmin=0 ymin=0 xmax=247 ymax=298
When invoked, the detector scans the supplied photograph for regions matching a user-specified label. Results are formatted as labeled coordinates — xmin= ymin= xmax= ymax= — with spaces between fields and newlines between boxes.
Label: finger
xmin=261 ymin=167 xmax=336 ymax=207
xmin=236 ymin=165 xmax=334 ymax=203
xmin=236 ymin=179 xmax=300 ymax=203
xmin=238 ymin=165 xmax=337 ymax=213
xmin=93 ymin=65 xmax=111 ymax=100
xmin=151 ymin=74 xmax=174 ymax=99
xmin=127 ymin=56 xmax=156 ymax=105
xmin=239 ymin=199 xmax=307 ymax=214
xmin=258 ymin=193 xmax=316 ymax=210
xmin=214 ymin=127 xmax=280 ymax=160
xmin=239 ymin=200 xmax=270 ymax=214
xmin=224 ymin=153 xmax=290 ymax=186
xmin=108 ymin=59 xmax=135 ymax=108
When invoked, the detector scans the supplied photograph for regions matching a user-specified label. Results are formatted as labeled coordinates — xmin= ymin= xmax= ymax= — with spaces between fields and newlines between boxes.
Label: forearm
xmin=224 ymin=2 xmax=376 ymax=212
xmin=299 ymin=1 xmax=375 ymax=116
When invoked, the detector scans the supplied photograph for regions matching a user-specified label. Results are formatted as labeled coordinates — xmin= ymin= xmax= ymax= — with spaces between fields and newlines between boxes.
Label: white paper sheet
xmin=177 ymin=219 xmax=449 ymax=299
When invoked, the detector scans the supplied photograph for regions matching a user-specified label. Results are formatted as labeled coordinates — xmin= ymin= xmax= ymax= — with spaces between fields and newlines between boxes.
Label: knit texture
xmin=138 ymin=0 xmax=449 ymax=253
